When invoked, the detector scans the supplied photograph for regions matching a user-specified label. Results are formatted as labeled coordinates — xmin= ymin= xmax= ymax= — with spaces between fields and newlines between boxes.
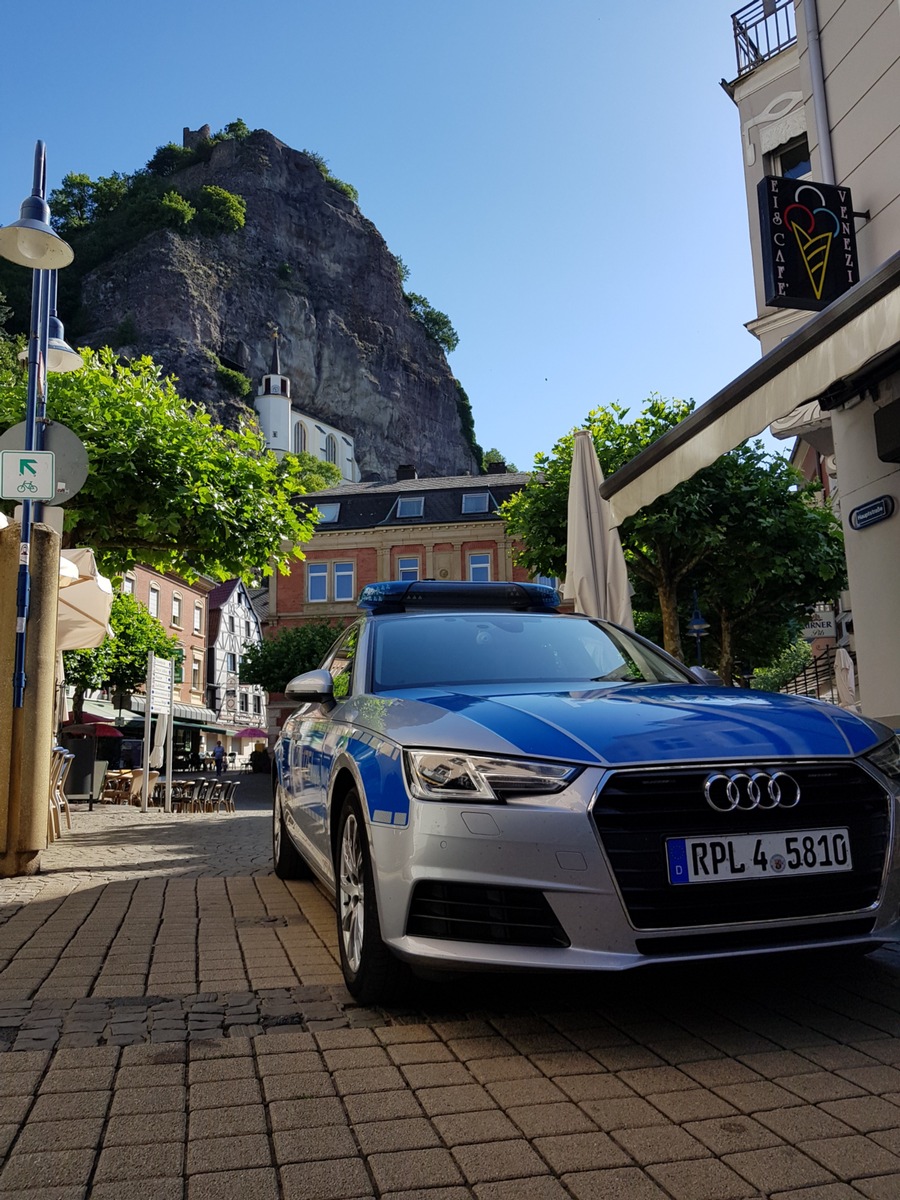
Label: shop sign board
xmin=758 ymin=176 xmax=859 ymax=311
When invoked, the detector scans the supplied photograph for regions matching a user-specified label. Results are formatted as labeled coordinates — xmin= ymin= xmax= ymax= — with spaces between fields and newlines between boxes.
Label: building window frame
xmin=148 ymin=586 xmax=160 ymax=618
xmin=334 ymin=561 xmax=355 ymax=602
xmin=122 ymin=573 xmax=135 ymax=596
xmin=193 ymin=603 xmax=203 ymax=634
xmin=462 ymin=492 xmax=491 ymax=514
xmin=308 ymin=562 xmax=328 ymax=603
xmin=468 ymin=552 xmax=491 ymax=582
xmin=172 ymin=592 xmax=183 ymax=628
xmin=397 ymin=556 xmax=419 ymax=581
xmin=396 ymin=496 xmax=424 ymax=518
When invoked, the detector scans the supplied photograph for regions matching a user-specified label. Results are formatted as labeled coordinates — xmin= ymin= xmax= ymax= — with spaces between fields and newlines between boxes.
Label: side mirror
xmin=689 ymin=666 xmax=726 ymax=686
xmin=285 ymin=668 xmax=334 ymax=702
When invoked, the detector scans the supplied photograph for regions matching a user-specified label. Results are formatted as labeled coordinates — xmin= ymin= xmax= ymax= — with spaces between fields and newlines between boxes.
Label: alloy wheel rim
xmin=339 ymin=812 xmax=364 ymax=973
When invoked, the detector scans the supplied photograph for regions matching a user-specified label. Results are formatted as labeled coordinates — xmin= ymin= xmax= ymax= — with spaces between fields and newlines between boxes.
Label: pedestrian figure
xmin=212 ymin=740 xmax=226 ymax=776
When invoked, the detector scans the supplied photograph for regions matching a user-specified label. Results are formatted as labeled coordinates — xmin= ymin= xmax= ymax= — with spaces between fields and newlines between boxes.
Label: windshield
xmin=371 ymin=612 xmax=691 ymax=691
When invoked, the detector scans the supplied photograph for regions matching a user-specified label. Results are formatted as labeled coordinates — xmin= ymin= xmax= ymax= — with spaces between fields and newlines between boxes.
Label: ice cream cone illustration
xmin=791 ymin=221 xmax=833 ymax=300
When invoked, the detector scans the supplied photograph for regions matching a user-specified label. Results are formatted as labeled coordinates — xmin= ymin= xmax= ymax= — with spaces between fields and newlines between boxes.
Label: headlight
xmin=404 ymin=750 xmax=579 ymax=802
xmin=865 ymin=736 xmax=900 ymax=780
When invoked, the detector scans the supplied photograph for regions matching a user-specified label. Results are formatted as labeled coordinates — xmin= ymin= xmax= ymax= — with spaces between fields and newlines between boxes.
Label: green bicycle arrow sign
xmin=1 ymin=450 xmax=56 ymax=501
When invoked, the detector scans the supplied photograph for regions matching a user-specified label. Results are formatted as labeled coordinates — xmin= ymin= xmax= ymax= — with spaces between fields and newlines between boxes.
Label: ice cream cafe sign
xmin=758 ymin=177 xmax=859 ymax=311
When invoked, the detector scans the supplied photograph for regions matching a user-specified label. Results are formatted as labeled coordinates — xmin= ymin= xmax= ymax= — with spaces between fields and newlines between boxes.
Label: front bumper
xmin=367 ymin=765 xmax=900 ymax=973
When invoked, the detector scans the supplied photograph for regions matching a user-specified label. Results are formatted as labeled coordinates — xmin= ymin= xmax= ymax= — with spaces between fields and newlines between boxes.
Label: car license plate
xmin=666 ymin=828 xmax=852 ymax=885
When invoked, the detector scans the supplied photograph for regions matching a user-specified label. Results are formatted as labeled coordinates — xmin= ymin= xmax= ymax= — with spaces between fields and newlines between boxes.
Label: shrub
xmin=752 ymin=637 xmax=813 ymax=692
xmin=406 ymin=292 xmax=459 ymax=354
xmin=195 ymin=185 xmax=246 ymax=235
xmin=159 ymin=190 xmax=196 ymax=229
xmin=146 ymin=143 xmax=195 ymax=178
xmin=215 ymin=362 xmax=252 ymax=397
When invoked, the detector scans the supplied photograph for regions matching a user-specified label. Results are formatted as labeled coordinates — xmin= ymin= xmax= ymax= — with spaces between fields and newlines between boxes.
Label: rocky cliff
xmin=77 ymin=129 xmax=481 ymax=482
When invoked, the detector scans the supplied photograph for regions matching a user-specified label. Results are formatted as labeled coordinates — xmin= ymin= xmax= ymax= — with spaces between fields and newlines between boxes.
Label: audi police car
xmin=273 ymin=581 xmax=900 ymax=1002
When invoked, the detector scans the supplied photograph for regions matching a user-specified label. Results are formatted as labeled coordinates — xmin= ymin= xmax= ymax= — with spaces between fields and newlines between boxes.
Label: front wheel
xmin=336 ymin=789 xmax=407 ymax=1004
xmin=273 ymin=774 xmax=311 ymax=880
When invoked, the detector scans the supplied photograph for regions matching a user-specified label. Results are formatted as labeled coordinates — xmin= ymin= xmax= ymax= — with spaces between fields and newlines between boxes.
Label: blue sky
xmin=0 ymin=0 xmax=776 ymax=471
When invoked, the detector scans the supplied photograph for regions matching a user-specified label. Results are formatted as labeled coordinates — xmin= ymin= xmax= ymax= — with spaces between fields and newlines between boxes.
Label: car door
xmin=289 ymin=623 xmax=361 ymax=878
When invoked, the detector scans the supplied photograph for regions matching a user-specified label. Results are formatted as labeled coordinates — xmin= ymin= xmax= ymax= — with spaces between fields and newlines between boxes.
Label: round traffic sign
xmin=0 ymin=420 xmax=89 ymax=505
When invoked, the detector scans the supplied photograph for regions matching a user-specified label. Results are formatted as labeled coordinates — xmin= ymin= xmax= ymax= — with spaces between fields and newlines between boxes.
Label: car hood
xmin=342 ymin=683 xmax=884 ymax=765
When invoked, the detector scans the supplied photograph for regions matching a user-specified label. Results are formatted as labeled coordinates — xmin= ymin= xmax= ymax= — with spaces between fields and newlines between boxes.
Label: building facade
xmin=268 ymin=467 xmax=536 ymax=631
xmin=600 ymin=0 xmax=900 ymax=724
xmin=206 ymin=579 xmax=268 ymax=753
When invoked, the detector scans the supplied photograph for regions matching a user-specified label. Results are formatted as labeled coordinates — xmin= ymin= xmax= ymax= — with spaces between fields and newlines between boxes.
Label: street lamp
xmin=686 ymin=589 xmax=710 ymax=667
xmin=0 ymin=141 xmax=80 ymax=708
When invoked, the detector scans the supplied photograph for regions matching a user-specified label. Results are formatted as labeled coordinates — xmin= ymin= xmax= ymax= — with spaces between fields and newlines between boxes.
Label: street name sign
xmin=1 ymin=450 xmax=56 ymax=500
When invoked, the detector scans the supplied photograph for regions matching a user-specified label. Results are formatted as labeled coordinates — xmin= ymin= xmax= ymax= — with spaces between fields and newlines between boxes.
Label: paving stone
xmin=14 ymin=1117 xmax=104 ymax=1153
xmin=416 ymin=1084 xmax=498 ymax=1117
xmin=713 ymin=1079 xmax=806 ymax=1112
xmin=432 ymin=1109 xmax=521 ymax=1146
xmin=853 ymin=1176 xmax=900 ymax=1199
xmin=819 ymin=1096 xmax=900 ymax=1133
xmin=771 ymin=1185 xmax=874 ymax=1200
xmin=722 ymin=1145 xmax=836 ymax=1190
xmin=755 ymin=1105 xmax=856 ymax=1141
xmin=616 ymin=1066 xmax=696 ymax=1095
xmin=90 ymin=1180 xmax=184 ymax=1200
xmin=647 ymin=1157 xmax=760 ymax=1200
xmin=261 ymin=1070 xmax=335 ymax=1101
xmin=777 ymin=1073 xmax=867 ymax=1103
xmin=580 ymin=1096 xmax=670 ymax=1130
xmin=507 ymin=1100 xmax=598 ymax=1137
xmin=187 ymin=1133 xmax=272 ymax=1173
xmin=103 ymin=1111 xmax=187 ymax=1146
xmin=343 ymin=1091 xmax=424 ymax=1124
xmin=560 ymin=1166 xmax=670 ymax=1199
xmin=187 ymin=1167 xmax=280 ymax=1200
xmin=556 ymin=1074 xmax=637 ymax=1103
xmin=279 ymin=1156 xmax=373 ymax=1199
xmin=93 ymin=1141 xmax=185 ymax=1181
xmin=798 ymin=1134 xmax=900 ymax=1180
xmin=450 ymin=1139 xmax=548 ymax=1184
xmin=0 ymin=1148 xmax=95 ymax=1189
xmin=485 ymin=1077 xmax=568 ymax=1107
xmin=534 ymin=1131 xmax=634 ymax=1173
xmin=472 ymin=1180 xmax=571 ymax=1200
xmin=353 ymin=1117 xmax=441 ymax=1154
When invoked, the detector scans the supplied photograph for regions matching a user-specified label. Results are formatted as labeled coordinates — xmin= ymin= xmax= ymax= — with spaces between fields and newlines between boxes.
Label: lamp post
xmin=0 ymin=141 xmax=81 ymax=708
xmin=686 ymin=589 xmax=709 ymax=667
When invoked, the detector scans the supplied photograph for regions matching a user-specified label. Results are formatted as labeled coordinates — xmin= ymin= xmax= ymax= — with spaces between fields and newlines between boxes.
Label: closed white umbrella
xmin=834 ymin=647 xmax=858 ymax=710
xmin=563 ymin=430 xmax=634 ymax=627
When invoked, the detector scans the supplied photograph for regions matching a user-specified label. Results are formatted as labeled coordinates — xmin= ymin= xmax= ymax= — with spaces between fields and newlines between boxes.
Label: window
xmin=327 ymin=624 xmax=360 ymax=700
xmin=293 ymin=421 xmax=307 ymax=454
xmin=316 ymin=503 xmax=340 ymax=524
xmin=774 ymin=135 xmax=811 ymax=180
xmin=245 ymin=620 xmax=251 ymax=639
xmin=228 ymin=615 xmax=235 ymax=634
xmin=397 ymin=496 xmax=424 ymax=518
xmin=324 ymin=433 xmax=338 ymax=464
xmin=122 ymin=574 xmax=135 ymax=595
xmin=148 ymin=586 xmax=160 ymax=618
xmin=308 ymin=562 xmax=328 ymax=602
xmin=253 ymin=695 xmax=261 ymax=714
xmin=397 ymin=556 xmax=419 ymax=582
xmin=192 ymin=658 xmax=201 ymax=691
xmin=462 ymin=492 xmax=490 ymax=514
xmin=239 ymin=692 xmax=249 ymax=713
xmin=468 ymin=553 xmax=491 ymax=582
xmin=172 ymin=593 xmax=183 ymax=627
xmin=308 ymin=561 xmax=355 ymax=602
xmin=226 ymin=652 xmax=237 ymax=674
xmin=194 ymin=603 xmax=202 ymax=634
xmin=334 ymin=561 xmax=355 ymax=602
xmin=534 ymin=574 xmax=559 ymax=590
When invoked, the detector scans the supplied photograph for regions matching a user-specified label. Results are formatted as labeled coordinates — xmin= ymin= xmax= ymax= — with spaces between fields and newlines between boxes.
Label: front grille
xmin=406 ymin=881 xmax=570 ymax=948
xmin=593 ymin=763 xmax=890 ymax=930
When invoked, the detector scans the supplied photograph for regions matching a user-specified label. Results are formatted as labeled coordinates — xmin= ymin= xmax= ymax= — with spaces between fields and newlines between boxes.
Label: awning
xmin=128 ymin=695 xmax=219 ymax=724
xmin=600 ymin=251 xmax=900 ymax=523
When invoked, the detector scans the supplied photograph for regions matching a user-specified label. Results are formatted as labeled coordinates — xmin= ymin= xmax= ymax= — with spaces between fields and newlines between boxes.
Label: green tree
xmin=500 ymin=395 xmax=845 ymax=672
xmin=405 ymin=293 xmax=459 ymax=354
xmin=0 ymin=343 xmax=341 ymax=581
xmin=240 ymin=623 xmax=342 ymax=693
xmin=63 ymin=593 xmax=178 ymax=722
xmin=483 ymin=447 xmax=518 ymax=473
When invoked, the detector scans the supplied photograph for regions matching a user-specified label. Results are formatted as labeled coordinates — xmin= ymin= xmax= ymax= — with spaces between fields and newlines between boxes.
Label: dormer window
xmin=396 ymin=496 xmax=424 ymax=518
xmin=316 ymin=503 xmax=340 ymax=523
xmin=462 ymin=492 xmax=491 ymax=514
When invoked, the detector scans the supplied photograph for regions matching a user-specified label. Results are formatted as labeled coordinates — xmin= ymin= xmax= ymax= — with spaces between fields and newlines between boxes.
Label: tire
xmin=273 ymin=775 xmax=311 ymax=880
xmin=335 ymin=789 xmax=407 ymax=1004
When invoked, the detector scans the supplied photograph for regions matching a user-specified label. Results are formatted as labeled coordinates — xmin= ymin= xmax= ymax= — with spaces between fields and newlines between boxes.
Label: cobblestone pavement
xmin=3 ymin=774 xmax=900 ymax=1197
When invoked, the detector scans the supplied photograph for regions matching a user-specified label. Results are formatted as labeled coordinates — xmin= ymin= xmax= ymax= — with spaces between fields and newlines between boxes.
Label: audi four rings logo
xmin=704 ymin=769 xmax=801 ymax=812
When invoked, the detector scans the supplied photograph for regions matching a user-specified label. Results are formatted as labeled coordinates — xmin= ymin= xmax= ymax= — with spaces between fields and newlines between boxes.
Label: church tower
xmin=254 ymin=331 xmax=292 ymax=458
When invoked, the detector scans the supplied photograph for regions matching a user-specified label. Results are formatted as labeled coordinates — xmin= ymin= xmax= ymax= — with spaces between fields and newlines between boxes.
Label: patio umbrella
xmin=148 ymin=712 xmax=168 ymax=770
xmin=234 ymin=726 xmax=268 ymax=739
xmin=63 ymin=722 xmax=123 ymax=738
xmin=57 ymin=548 xmax=114 ymax=650
xmin=562 ymin=429 xmax=634 ymax=627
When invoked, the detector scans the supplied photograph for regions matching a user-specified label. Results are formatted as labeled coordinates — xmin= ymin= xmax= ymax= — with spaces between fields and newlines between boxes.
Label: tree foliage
xmin=63 ymin=593 xmax=177 ymax=722
xmin=195 ymin=185 xmax=246 ymax=235
xmin=240 ymin=623 xmax=342 ymax=693
xmin=483 ymin=447 xmax=519 ymax=473
xmin=751 ymin=637 xmax=813 ymax=693
xmin=0 ymin=343 xmax=340 ymax=581
xmin=500 ymin=395 xmax=845 ymax=679
xmin=405 ymin=292 xmax=459 ymax=354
